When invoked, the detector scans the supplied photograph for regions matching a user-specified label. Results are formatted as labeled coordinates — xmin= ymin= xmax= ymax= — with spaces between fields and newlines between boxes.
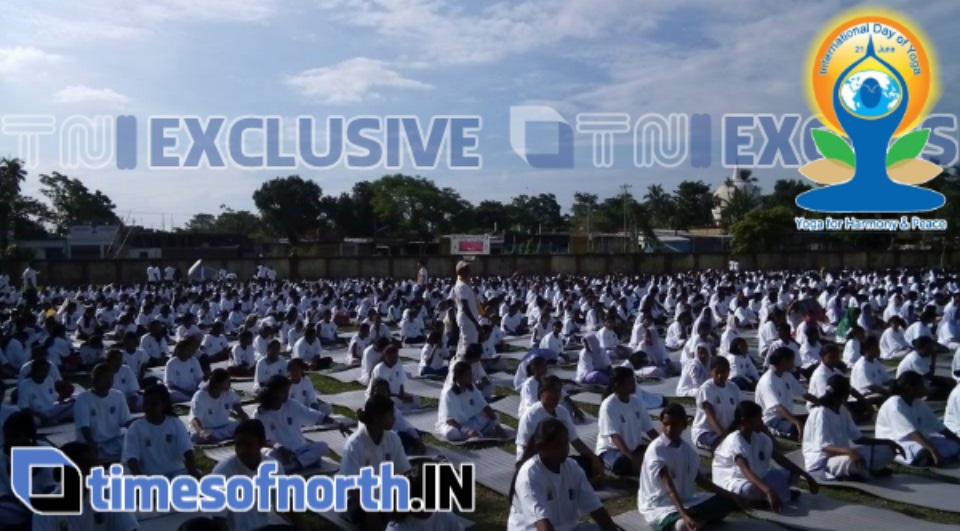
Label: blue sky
xmin=1 ymin=0 xmax=958 ymax=228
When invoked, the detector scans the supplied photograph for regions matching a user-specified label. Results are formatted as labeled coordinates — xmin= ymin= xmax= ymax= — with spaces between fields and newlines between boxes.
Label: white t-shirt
xmin=945 ymin=385 xmax=960 ymax=434
xmin=139 ymin=334 xmax=168 ymax=360
xmin=75 ymin=389 xmax=130 ymax=443
xmin=419 ymin=344 xmax=448 ymax=372
xmin=360 ymin=345 xmax=383 ymax=385
xmin=876 ymin=396 xmax=943 ymax=442
xmin=755 ymin=370 xmax=803 ymax=423
xmin=212 ymin=455 xmax=280 ymax=531
xmin=516 ymin=402 xmax=579 ymax=459
xmin=437 ymin=384 xmax=488 ymax=433
xmin=808 ymin=364 xmax=843 ymax=406
xmin=231 ymin=344 xmax=256 ymax=367
xmin=254 ymin=357 xmax=287 ymax=391
xmin=164 ymin=357 xmax=203 ymax=394
xmin=255 ymin=400 xmax=325 ymax=450
xmin=896 ymin=351 xmax=930 ymax=378
xmin=289 ymin=377 xmax=318 ymax=409
xmin=200 ymin=334 xmax=229 ymax=356
xmin=638 ymin=434 xmax=709 ymax=526
xmin=842 ymin=338 xmax=861 ymax=365
xmin=18 ymin=375 xmax=58 ymax=411
xmin=123 ymin=348 xmax=149 ymax=376
xmin=293 ymin=337 xmax=324 ymax=362
xmin=692 ymin=380 xmax=741 ymax=443
xmin=851 ymin=357 xmax=891 ymax=395
xmin=712 ymin=430 xmax=775 ymax=492
xmin=596 ymin=394 xmax=654 ymax=455
xmin=122 ymin=416 xmax=193 ymax=476
xmin=677 ymin=358 xmax=709 ymax=397
xmin=367 ymin=361 xmax=408 ymax=398
xmin=189 ymin=388 xmax=241 ymax=430
xmin=453 ymin=280 xmax=480 ymax=328
xmin=339 ymin=424 xmax=411 ymax=477
xmin=506 ymin=456 xmax=603 ymax=531
xmin=802 ymin=405 xmax=862 ymax=471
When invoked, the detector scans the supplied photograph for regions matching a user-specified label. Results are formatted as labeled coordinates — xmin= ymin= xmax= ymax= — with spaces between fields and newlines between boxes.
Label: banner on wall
xmin=449 ymin=234 xmax=491 ymax=255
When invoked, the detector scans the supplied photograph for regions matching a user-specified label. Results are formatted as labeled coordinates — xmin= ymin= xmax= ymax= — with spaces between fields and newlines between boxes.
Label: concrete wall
xmin=4 ymin=251 xmax=954 ymax=285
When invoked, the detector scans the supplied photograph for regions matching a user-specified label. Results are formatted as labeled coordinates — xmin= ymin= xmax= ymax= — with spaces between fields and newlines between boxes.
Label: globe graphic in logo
xmin=839 ymin=70 xmax=901 ymax=119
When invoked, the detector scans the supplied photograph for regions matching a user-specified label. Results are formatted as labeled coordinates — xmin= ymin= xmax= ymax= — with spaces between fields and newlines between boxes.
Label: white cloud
xmin=285 ymin=57 xmax=432 ymax=104
xmin=0 ymin=46 xmax=62 ymax=75
xmin=54 ymin=85 xmax=130 ymax=108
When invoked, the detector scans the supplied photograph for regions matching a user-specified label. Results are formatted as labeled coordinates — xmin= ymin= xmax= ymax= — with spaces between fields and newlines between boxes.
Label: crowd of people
xmin=1 ymin=261 xmax=960 ymax=530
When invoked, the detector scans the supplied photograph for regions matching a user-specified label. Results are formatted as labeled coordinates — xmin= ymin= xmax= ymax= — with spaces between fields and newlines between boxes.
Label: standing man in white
xmin=453 ymin=261 xmax=480 ymax=356
xmin=417 ymin=261 xmax=429 ymax=287
xmin=21 ymin=262 xmax=39 ymax=306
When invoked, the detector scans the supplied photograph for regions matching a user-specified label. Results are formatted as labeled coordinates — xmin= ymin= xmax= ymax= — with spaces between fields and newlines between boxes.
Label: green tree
xmin=215 ymin=208 xmax=263 ymax=236
xmin=729 ymin=206 xmax=795 ymax=253
xmin=473 ymin=200 xmax=512 ymax=232
xmin=185 ymin=213 xmax=216 ymax=232
xmin=0 ymin=158 xmax=27 ymax=256
xmin=718 ymin=187 xmax=762 ymax=231
xmin=569 ymin=192 xmax=600 ymax=232
xmin=318 ymin=181 xmax=378 ymax=237
xmin=509 ymin=193 xmax=565 ymax=233
xmin=764 ymin=179 xmax=812 ymax=212
xmin=643 ymin=184 xmax=675 ymax=228
xmin=253 ymin=175 xmax=323 ymax=243
xmin=11 ymin=197 xmax=52 ymax=240
xmin=39 ymin=171 xmax=120 ymax=234
xmin=370 ymin=175 xmax=471 ymax=239
xmin=672 ymin=180 xmax=716 ymax=230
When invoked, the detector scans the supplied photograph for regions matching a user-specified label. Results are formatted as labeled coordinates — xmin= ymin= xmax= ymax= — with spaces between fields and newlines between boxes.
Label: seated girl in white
xmin=665 ymin=312 xmax=691 ymax=351
xmin=516 ymin=376 xmax=604 ymax=482
xmin=341 ymin=394 xmax=412 ymax=529
xmin=105 ymin=348 xmax=142 ymax=412
xmin=188 ymin=368 xmax=248 ymax=444
xmin=229 ymin=330 xmax=256 ymax=377
xmin=692 ymin=356 xmax=740 ymax=450
xmin=255 ymin=375 xmax=337 ymax=472
xmin=714 ymin=401 xmax=817 ymax=511
xmin=164 ymin=339 xmax=204 ymax=403
xmin=367 ymin=345 xmax=420 ymax=410
xmin=288 ymin=358 xmax=332 ymax=416
xmin=370 ymin=378 xmax=426 ymax=456
xmin=638 ymin=403 xmax=745 ymax=531
xmin=17 ymin=359 xmax=74 ymax=425
xmin=726 ymin=337 xmax=758 ymax=392
xmin=875 ymin=370 xmax=960 ymax=467
xmin=418 ymin=331 xmax=449 ymax=378
xmin=755 ymin=347 xmax=818 ymax=440
xmin=122 ymin=384 xmax=201 ymax=478
xmin=803 ymin=374 xmax=903 ymax=480
xmin=437 ymin=361 xmax=506 ymax=442
xmin=596 ymin=367 xmax=658 ymax=476
xmin=576 ymin=333 xmax=612 ymax=386
xmin=851 ymin=335 xmax=891 ymax=406
xmin=842 ymin=325 xmax=865 ymax=366
xmin=444 ymin=344 xmax=492 ymax=400
xmin=254 ymin=339 xmax=287 ymax=392
xmin=508 ymin=418 xmax=619 ymax=531
xmin=945 ymin=383 xmax=960 ymax=434
xmin=518 ymin=355 xmax=585 ymax=421
xmin=676 ymin=342 xmax=710 ymax=397
xmin=879 ymin=316 xmax=911 ymax=360
xmin=75 ymin=363 xmax=131 ymax=462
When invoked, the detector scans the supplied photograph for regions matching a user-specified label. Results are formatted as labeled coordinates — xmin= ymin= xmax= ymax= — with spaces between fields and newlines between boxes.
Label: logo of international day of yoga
xmin=798 ymin=8 xmax=944 ymax=213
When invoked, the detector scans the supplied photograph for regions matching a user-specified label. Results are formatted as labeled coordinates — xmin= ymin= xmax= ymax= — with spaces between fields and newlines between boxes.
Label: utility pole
xmin=620 ymin=184 xmax=632 ymax=252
